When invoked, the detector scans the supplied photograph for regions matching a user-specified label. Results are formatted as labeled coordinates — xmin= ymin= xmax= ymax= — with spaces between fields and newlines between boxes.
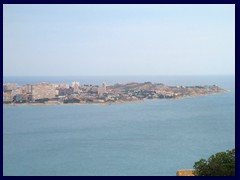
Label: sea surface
xmin=3 ymin=75 xmax=235 ymax=176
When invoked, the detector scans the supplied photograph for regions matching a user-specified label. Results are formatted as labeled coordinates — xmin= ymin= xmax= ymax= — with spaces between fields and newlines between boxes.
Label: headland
xmin=3 ymin=81 xmax=226 ymax=106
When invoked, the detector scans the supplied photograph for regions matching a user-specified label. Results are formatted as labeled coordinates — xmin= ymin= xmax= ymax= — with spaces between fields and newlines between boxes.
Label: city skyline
xmin=3 ymin=4 xmax=235 ymax=76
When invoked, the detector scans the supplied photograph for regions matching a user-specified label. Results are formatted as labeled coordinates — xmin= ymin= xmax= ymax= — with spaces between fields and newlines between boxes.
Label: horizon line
xmin=3 ymin=74 xmax=235 ymax=77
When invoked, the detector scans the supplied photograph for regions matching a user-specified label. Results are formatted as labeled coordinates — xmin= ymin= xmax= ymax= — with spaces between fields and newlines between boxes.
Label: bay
xmin=3 ymin=75 xmax=235 ymax=176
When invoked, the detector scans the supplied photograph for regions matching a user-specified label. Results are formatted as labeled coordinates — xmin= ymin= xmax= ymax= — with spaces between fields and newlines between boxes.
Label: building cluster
xmin=3 ymin=81 xmax=225 ymax=104
xmin=3 ymin=82 xmax=71 ymax=103
xmin=3 ymin=81 xmax=111 ymax=104
xmin=3 ymin=83 xmax=33 ymax=103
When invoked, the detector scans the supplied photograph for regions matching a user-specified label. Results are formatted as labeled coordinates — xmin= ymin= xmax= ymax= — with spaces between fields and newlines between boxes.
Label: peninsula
xmin=3 ymin=81 xmax=226 ymax=105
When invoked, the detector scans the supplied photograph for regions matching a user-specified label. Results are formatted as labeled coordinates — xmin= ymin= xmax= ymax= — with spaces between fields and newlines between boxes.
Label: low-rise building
xmin=57 ymin=84 xmax=70 ymax=89
xmin=11 ymin=88 xmax=22 ymax=99
xmin=13 ymin=94 xmax=26 ymax=103
xmin=4 ymin=83 xmax=18 ymax=91
xmin=25 ymin=94 xmax=32 ymax=102
xmin=3 ymin=92 xmax=12 ymax=102
xmin=3 ymin=84 xmax=8 ymax=92
xmin=176 ymin=170 xmax=195 ymax=176
xmin=57 ymin=87 xmax=74 ymax=96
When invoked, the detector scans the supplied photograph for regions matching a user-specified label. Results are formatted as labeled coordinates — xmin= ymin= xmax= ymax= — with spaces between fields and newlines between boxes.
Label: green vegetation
xmin=35 ymin=98 xmax=49 ymax=103
xmin=63 ymin=98 xmax=80 ymax=103
xmin=3 ymin=101 xmax=12 ymax=104
xmin=193 ymin=149 xmax=235 ymax=176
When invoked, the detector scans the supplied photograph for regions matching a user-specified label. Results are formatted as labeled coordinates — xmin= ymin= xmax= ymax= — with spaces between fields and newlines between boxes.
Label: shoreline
xmin=3 ymin=99 xmax=144 ymax=106
xmin=3 ymin=92 xmax=226 ymax=107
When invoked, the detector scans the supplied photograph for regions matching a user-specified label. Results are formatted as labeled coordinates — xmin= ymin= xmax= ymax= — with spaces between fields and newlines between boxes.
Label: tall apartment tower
xmin=102 ymin=82 xmax=106 ymax=93
xmin=24 ymin=84 xmax=32 ymax=93
xmin=98 ymin=82 xmax=107 ymax=96
xmin=72 ymin=81 xmax=80 ymax=93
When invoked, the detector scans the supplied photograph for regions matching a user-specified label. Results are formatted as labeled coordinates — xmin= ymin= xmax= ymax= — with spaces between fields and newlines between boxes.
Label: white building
xmin=72 ymin=81 xmax=80 ymax=93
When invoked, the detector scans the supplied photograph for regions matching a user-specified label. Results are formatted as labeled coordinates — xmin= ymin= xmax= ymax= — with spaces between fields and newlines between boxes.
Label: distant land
xmin=3 ymin=81 xmax=226 ymax=105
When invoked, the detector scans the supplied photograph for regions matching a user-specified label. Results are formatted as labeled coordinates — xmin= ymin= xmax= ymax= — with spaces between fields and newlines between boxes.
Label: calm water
xmin=3 ymin=76 xmax=235 ymax=176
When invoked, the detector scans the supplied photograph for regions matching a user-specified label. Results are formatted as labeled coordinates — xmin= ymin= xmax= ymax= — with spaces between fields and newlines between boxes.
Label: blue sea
xmin=3 ymin=75 xmax=235 ymax=176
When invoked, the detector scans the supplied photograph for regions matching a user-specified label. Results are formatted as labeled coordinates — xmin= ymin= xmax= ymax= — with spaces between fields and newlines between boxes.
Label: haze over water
xmin=3 ymin=75 xmax=235 ymax=176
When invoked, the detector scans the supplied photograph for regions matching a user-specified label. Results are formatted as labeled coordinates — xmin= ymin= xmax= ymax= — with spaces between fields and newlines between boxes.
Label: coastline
xmin=3 ymin=91 xmax=226 ymax=107
xmin=3 ymin=99 xmax=144 ymax=106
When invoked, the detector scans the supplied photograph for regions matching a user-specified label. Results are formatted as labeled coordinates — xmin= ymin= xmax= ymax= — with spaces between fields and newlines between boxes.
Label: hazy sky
xmin=3 ymin=4 xmax=235 ymax=76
